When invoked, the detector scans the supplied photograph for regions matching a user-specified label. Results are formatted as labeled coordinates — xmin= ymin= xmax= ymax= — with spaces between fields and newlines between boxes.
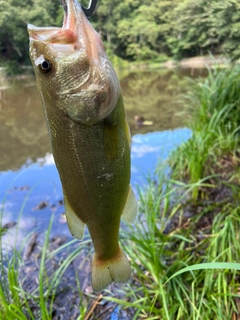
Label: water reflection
xmin=0 ymin=68 xmax=201 ymax=172
xmin=0 ymin=80 xmax=49 ymax=171
xmin=0 ymin=128 xmax=191 ymax=251
xmin=0 ymin=68 xmax=198 ymax=250
xmin=123 ymin=69 xmax=184 ymax=134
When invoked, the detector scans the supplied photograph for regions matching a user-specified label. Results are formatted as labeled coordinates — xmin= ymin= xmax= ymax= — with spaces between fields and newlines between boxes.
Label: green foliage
xmin=167 ymin=0 xmax=240 ymax=60
xmin=0 ymin=185 xmax=88 ymax=320
xmin=169 ymin=62 xmax=240 ymax=199
xmin=1 ymin=172 xmax=239 ymax=318
xmin=0 ymin=0 xmax=59 ymax=68
xmin=0 ymin=224 xmax=89 ymax=319
xmin=1 ymin=0 xmax=240 ymax=70
xmin=91 ymin=0 xmax=240 ymax=61
xmin=105 ymin=175 xmax=240 ymax=319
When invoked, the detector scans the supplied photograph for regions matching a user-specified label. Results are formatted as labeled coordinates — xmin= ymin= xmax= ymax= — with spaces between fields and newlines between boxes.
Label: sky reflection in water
xmin=0 ymin=68 xmax=202 ymax=250
xmin=1 ymin=128 xmax=191 ymax=251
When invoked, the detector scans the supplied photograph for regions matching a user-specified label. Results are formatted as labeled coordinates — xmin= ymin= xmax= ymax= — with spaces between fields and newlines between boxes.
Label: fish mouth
xmin=28 ymin=0 xmax=120 ymax=123
xmin=27 ymin=0 xmax=103 ymax=60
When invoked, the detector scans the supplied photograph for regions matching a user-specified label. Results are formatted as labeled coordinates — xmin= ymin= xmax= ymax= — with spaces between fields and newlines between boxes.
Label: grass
xmin=1 ymin=61 xmax=240 ymax=318
xmin=0 ymin=174 xmax=239 ymax=319
xmin=105 ymin=173 xmax=240 ymax=319
xmin=169 ymin=62 xmax=240 ymax=200
xmin=102 ymin=62 xmax=240 ymax=318
xmin=0 ymin=208 xmax=90 ymax=319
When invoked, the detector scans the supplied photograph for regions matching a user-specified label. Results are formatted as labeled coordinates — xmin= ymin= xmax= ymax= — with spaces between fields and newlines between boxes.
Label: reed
xmin=105 ymin=174 xmax=240 ymax=319
xmin=169 ymin=62 xmax=240 ymax=199
xmin=0 ymin=203 xmax=89 ymax=319
xmin=1 ymin=61 xmax=239 ymax=319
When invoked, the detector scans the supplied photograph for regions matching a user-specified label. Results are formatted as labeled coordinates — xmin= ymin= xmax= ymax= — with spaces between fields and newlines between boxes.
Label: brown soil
xmin=17 ymin=234 xmax=135 ymax=320
xmin=177 ymin=55 xmax=230 ymax=69
xmin=166 ymin=153 xmax=240 ymax=236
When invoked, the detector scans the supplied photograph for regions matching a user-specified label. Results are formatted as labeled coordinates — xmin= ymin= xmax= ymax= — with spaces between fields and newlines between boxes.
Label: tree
xmin=0 ymin=0 xmax=59 ymax=70
xmin=166 ymin=0 xmax=240 ymax=59
xmin=1 ymin=0 xmax=240 ymax=69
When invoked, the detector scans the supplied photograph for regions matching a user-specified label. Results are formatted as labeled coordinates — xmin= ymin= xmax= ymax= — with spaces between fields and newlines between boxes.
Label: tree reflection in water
xmin=0 ymin=68 xmax=205 ymax=172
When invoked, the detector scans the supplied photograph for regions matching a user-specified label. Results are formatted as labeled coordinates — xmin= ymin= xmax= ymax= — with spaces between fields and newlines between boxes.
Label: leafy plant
xmin=0 ymin=211 xmax=89 ymax=319
xmin=169 ymin=62 xmax=240 ymax=199
xmin=1 ymin=0 xmax=240 ymax=70
xmin=105 ymin=174 xmax=240 ymax=319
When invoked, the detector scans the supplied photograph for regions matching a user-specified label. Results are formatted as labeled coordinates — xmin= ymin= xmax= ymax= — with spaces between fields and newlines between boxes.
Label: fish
xmin=27 ymin=0 xmax=138 ymax=292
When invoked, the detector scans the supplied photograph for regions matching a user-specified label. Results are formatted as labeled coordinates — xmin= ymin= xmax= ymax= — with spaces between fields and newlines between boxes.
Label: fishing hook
xmin=81 ymin=0 xmax=98 ymax=17
xmin=59 ymin=0 xmax=98 ymax=18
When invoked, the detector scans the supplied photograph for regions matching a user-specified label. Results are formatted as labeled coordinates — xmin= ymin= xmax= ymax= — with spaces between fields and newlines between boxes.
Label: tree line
xmin=0 ymin=0 xmax=240 ymax=71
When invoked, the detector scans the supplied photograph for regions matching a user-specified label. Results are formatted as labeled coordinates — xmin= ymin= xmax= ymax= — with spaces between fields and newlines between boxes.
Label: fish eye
xmin=39 ymin=59 xmax=52 ymax=73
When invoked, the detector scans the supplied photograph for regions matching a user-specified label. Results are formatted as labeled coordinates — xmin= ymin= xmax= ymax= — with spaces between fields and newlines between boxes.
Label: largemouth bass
xmin=27 ymin=0 xmax=138 ymax=292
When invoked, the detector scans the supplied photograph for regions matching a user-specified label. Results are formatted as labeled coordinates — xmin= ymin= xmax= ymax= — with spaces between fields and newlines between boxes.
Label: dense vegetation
xmin=170 ymin=62 xmax=240 ymax=199
xmin=1 ymin=0 xmax=240 ymax=71
xmin=0 ymin=63 xmax=239 ymax=319
xmin=1 ymin=0 xmax=240 ymax=317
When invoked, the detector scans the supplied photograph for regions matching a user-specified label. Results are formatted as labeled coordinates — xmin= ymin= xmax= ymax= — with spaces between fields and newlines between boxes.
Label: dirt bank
xmin=175 ymin=55 xmax=231 ymax=69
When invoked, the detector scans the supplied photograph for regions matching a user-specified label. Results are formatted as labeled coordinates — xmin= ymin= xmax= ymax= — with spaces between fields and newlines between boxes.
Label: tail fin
xmin=91 ymin=248 xmax=131 ymax=292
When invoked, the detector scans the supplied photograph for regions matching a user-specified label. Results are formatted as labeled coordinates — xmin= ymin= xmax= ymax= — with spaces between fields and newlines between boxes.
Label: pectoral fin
xmin=125 ymin=119 xmax=131 ymax=147
xmin=64 ymin=195 xmax=85 ymax=240
xmin=122 ymin=186 xmax=138 ymax=225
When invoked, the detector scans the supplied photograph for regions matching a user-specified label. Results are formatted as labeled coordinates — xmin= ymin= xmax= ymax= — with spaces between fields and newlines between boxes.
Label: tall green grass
xmin=1 ymin=174 xmax=239 ymax=318
xmin=1 ymin=62 xmax=239 ymax=318
xmin=104 ymin=62 xmax=240 ymax=318
xmin=0 ymin=213 xmax=90 ymax=320
xmin=169 ymin=63 xmax=240 ymax=199
xmin=105 ymin=174 xmax=240 ymax=319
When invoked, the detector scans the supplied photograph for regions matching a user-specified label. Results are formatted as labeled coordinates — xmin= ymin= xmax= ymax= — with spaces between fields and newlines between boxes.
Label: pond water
xmin=0 ymin=67 xmax=205 ymax=250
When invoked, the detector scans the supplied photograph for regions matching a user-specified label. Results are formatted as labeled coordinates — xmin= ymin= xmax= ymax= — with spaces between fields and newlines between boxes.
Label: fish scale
xmin=28 ymin=0 xmax=138 ymax=292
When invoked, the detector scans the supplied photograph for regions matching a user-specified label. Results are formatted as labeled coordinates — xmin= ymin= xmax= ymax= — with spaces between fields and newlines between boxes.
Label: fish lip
xmin=27 ymin=24 xmax=60 ymax=32
xmin=27 ymin=0 xmax=86 ymax=41
xmin=62 ymin=0 xmax=104 ymax=61
xmin=27 ymin=24 xmax=62 ymax=41
xmin=27 ymin=24 xmax=40 ymax=31
xmin=28 ymin=0 xmax=120 ymax=126
xmin=62 ymin=0 xmax=85 ymax=31
xmin=28 ymin=1 xmax=85 ymax=32
xmin=27 ymin=1 xmax=98 ymax=52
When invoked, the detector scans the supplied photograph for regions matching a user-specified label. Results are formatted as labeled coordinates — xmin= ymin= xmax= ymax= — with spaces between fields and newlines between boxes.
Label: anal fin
xmin=122 ymin=186 xmax=138 ymax=225
xmin=64 ymin=195 xmax=85 ymax=240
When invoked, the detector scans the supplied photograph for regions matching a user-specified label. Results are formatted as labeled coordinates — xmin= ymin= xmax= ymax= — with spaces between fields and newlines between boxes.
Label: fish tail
xmin=91 ymin=247 xmax=131 ymax=292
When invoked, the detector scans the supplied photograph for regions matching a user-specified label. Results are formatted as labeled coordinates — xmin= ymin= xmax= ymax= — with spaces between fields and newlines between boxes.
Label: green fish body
xmin=28 ymin=0 xmax=138 ymax=292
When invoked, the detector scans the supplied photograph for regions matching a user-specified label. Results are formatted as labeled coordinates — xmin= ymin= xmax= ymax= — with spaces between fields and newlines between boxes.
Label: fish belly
xmin=47 ymin=95 xmax=130 ymax=255
xmin=43 ymin=94 xmax=133 ymax=291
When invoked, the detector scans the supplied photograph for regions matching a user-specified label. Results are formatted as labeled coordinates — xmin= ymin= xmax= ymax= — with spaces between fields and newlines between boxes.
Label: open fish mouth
xmin=28 ymin=0 xmax=103 ymax=61
xmin=28 ymin=0 xmax=120 ymax=124
xmin=28 ymin=0 xmax=83 ymax=42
